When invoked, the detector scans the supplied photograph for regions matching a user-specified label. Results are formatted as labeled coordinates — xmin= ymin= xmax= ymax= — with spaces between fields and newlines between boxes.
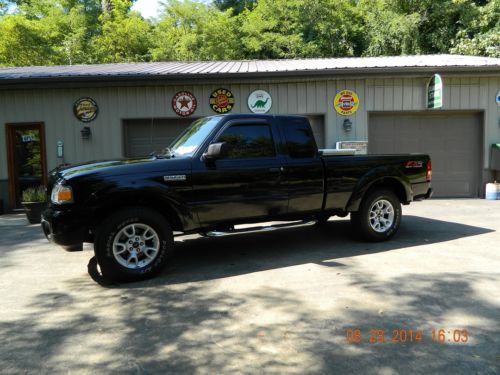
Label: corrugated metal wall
xmin=0 ymin=75 xmax=499 ymax=183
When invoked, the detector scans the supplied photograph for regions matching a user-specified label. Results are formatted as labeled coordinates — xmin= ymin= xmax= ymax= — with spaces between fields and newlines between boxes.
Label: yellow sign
xmin=334 ymin=90 xmax=359 ymax=116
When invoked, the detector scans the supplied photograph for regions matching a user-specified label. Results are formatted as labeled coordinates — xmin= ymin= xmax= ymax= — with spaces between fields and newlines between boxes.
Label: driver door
xmin=191 ymin=120 xmax=288 ymax=225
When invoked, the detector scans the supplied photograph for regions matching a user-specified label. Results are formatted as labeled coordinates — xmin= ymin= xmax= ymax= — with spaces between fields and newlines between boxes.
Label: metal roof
xmin=0 ymin=55 xmax=498 ymax=82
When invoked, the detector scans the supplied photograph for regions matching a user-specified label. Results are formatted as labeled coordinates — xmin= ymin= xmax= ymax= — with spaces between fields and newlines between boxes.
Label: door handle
xmin=269 ymin=167 xmax=285 ymax=173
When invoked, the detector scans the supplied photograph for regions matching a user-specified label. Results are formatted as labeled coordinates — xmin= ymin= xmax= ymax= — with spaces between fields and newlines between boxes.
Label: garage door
xmin=125 ymin=116 xmax=325 ymax=157
xmin=123 ymin=118 xmax=196 ymax=157
xmin=308 ymin=115 xmax=325 ymax=148
xmin=369 ymin=112 xmax=482 ymax=198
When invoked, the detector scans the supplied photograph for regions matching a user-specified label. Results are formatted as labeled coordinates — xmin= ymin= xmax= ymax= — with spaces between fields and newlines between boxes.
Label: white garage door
xmin=369 ymin=112 xmax=482 ymax=198
xmin=123 ymin=118 xmax=196 ymax=157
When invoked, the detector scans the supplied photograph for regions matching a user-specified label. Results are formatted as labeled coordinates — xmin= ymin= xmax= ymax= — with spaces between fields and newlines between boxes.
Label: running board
xmin=203 ymin=220 xmax=317 ymax=238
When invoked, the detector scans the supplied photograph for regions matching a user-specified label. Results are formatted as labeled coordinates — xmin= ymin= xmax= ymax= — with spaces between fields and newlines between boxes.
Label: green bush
xmin=22 ymin=186 xmax=47 ymax=203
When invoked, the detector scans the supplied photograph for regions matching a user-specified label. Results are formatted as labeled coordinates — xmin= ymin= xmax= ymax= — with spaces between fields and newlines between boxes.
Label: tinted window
xmin=170 ymin=117 xmax=221 ymax=156
xmin=282 ymin=120 xmax=316 ymax=158
xmin=217 ymin=124 xmax=275 ymax=159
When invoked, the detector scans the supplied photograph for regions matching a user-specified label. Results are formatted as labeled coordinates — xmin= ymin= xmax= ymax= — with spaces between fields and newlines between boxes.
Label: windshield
xmin=169 ymin=117 xmax=221 ymax=156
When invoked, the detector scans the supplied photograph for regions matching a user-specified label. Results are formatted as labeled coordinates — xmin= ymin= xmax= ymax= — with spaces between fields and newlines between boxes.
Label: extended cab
xmin=42 ymin=114 xmax=432 ymax=281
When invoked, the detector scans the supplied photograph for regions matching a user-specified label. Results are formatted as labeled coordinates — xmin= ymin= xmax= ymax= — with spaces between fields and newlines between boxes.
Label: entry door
xmin=6 ymin=123 xmax=48 ymax=208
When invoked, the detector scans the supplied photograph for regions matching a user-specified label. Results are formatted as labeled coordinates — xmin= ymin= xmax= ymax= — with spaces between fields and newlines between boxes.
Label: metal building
xmin=1 ymin=55 xmax=499 ymax=212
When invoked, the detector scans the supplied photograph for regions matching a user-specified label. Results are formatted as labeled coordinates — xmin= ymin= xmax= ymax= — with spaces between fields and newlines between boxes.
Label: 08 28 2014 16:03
xmin=345 ymin=328 xmax=469 ymax=344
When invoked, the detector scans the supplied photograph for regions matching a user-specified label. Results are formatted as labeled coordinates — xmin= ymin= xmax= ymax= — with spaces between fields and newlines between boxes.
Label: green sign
xmin=427 ymin=74 xmax=443 ymax=109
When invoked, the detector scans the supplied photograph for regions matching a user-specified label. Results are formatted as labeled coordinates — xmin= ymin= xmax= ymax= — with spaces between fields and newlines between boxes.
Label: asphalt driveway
xmin=0 ymin=199 xmax=499 ymax=374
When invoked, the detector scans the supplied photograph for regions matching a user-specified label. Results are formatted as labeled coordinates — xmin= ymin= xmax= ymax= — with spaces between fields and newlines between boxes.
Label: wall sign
xmin=496 ymin=91 xmax=500 ymax=106
xmin=334 ymin=90 xmax=359 ymax=116
xmin=248 ymin=90 xmax=272 ymax=113
xmin=74 ymin=97 xmax=98 ymax=122
xmin=209 ymin=88 xmax=235 ymax=113
xmin=427 ymin=74 xmax=443 ymax=109
xmin=172 ymin=91 xmax=197 ymax=117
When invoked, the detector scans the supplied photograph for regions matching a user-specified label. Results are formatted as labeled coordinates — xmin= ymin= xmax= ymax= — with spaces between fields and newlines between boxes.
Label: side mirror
xmin=202 ymin=142 xmax=227 ymax=162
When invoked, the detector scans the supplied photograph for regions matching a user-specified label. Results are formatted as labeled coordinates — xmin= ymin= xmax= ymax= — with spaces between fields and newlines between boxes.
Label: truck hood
xmin=53 ymin=156 xmax=191 ymax=181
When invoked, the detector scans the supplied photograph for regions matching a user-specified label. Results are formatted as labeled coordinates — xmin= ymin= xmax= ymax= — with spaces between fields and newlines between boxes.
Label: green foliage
xmin=241 ymin=0 xmax=364 ymax=58
xmin=0 ymin=0 xmax=498 ymax=67
xmin=0 ymin=15 xmax=53 ymax=66
xmin=451 ymin=0 xmax=500 ymax=57
xmin=150 ymin=1 xmax=242 ymax=61
xmin=213 ymin=0 xmax=255 ymax=14
xmin=0 ymin=1 xmax=8 ymax=14
xmin=91 ymin=6 xmax=152 ymax=63
xmin=22 ymin=186 xmax=47 ymax=203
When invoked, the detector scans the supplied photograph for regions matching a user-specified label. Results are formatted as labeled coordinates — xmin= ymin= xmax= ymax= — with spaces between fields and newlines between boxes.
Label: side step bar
xmin=202 ymin=220 xmax=317 ymax=238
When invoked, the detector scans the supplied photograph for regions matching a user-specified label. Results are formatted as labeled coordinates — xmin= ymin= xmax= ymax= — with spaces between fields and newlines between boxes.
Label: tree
xmin=213 ymin=0 xmax=255 ymax=14
xmin=359 ymin=0 xmax=421 ymax=56
xmin=360 ymin=0 xmax=483 ymax=56
xmin=0 ymin=1 xmax=9 ymax=15
xmin=91 ymin=0 xmax=152 ymax=63
xmin=240 ymin=0 xmax=363 ymax=59
xmin=0 ymin=15 xmax=53 ymax=66
xmin=150 ymin=0 xmax=243 ymax=61
xmin=0 ymin=0 xmax=498 ymax=67
xmin=452 ymin=0 xmax=499 ymax=57
xmin=0 ymin=0 xmax=103 ymax=66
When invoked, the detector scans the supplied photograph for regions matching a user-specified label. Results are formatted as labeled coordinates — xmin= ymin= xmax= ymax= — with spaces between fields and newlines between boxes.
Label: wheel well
xmin=366 ymin=178 xmax=408 ymax=204
xmin=92 ymin=194 xmax=183 ymax=233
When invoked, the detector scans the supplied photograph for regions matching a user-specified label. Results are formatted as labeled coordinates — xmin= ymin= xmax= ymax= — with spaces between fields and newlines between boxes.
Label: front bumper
xmin=41 ymin=206 xmax=87 ymax=251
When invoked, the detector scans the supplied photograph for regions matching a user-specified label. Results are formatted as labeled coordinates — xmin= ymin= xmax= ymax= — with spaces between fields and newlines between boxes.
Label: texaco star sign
xmin=172 ymin=91 xmax=197 ymax=117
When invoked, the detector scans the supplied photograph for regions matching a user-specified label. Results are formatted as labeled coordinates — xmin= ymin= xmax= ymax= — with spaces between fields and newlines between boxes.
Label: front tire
xmin=351 ymin=189 xmax=401 ymax=242
xmin=94 ymin=207 xmax=173 ymax=282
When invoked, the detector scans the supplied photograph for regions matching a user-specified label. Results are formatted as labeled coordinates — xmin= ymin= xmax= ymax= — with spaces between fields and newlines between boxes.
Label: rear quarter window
xmin=282 ymin=120 xmax=316 ymax=158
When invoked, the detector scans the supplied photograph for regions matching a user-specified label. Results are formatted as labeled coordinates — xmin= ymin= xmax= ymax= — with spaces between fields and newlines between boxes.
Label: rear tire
xmin=94 ymin=207 xmax=173 ymax=282
xmin=351 ymin=189 xmax=401 ymax=242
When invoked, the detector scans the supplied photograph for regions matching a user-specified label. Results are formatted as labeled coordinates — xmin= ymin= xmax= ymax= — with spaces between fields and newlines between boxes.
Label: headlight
xmin=51 ymin=183 xmax=74 ymax=204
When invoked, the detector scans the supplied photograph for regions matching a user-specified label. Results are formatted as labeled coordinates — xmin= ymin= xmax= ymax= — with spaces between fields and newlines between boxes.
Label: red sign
xmin=172 ymin=91 xmax=197 ymax=117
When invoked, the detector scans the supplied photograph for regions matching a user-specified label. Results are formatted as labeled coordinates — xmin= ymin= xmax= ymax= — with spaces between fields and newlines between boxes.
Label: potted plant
xmin=21 ymin=186 xmax=47 ymax=224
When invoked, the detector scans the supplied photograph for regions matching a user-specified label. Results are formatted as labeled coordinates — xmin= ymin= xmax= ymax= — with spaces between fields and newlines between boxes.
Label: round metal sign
xmin=74 ymin=97 xmax=98 ymax=123
xmin=209 ymin=88 xmax=235 ymax=113
xmin=248 ymin=90 xmax=272 ymax=113
xmin=496 ymin=91 xmax=500 ymax=106
xmin=334 ymin=90 xmax=359 ymax=116
xmin=73 ymin=98 xmax=99 ymax=122
xmin=172 ymin=91 xmax=197 ymax=117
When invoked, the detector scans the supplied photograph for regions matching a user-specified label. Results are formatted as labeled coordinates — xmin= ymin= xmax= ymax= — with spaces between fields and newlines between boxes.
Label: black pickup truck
xmin=42 ymin=114 xmax=432 ymax=281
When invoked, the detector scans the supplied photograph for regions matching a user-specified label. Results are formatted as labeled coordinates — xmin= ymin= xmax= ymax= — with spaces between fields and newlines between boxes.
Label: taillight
xmin=426 ymin=160 xmax=432 ymax=182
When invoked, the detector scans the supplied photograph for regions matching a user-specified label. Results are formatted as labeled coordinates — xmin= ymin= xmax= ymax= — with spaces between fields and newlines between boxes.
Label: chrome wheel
xmin=112 ymin=223 xmax=160 ymax=269
xmin=369 ymin=199 xmax=395 ymax=233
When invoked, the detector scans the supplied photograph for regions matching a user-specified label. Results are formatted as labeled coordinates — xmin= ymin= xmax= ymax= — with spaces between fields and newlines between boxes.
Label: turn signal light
xmin=58 ymin=191 xmax=72 ymax=201
xmin=51 ymin=184 xmax=74 ymax=204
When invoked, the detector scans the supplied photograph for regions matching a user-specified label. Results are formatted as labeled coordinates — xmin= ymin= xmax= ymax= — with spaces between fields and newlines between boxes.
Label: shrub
xmin=22 ymin=186 xmax=47 ymax=203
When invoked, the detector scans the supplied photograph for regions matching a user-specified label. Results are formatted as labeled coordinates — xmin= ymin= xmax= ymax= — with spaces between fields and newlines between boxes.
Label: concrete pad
xmin=0 ymin=199 xmax=499 ymax=374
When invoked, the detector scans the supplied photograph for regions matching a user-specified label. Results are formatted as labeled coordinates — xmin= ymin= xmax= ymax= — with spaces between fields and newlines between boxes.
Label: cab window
xmin=217 ymin=124 xmax=275 ymax=159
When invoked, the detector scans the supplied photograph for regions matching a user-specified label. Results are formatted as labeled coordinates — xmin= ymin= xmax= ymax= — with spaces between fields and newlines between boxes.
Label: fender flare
xmin=345 ymin=168 xmax=411 ymax=212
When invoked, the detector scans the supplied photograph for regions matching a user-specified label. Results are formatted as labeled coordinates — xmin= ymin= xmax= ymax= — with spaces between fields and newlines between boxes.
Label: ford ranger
xmin=42 ymin=114 xmax=432 ymax=281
